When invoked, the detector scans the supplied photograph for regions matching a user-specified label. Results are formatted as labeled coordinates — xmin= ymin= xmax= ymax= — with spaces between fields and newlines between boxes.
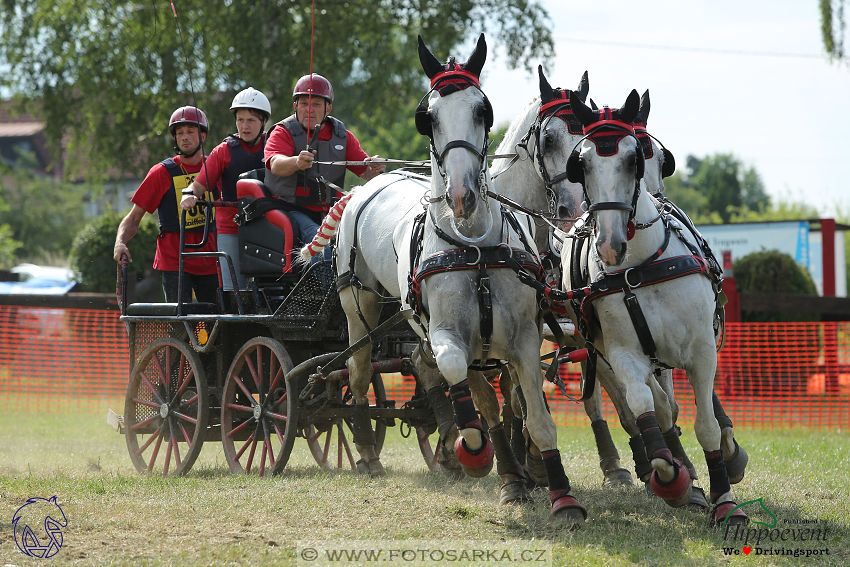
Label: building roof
xmin=0 ymin=122 xmax=45 ymax=137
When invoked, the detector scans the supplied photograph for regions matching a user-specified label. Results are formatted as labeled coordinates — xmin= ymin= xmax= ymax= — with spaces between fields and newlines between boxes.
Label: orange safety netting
xmin=0 ymin=305 xmax=847 ymax=428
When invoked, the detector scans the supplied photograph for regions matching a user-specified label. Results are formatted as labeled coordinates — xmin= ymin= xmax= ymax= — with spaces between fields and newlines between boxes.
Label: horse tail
xmin=299 ymin=193 xmax=353 ymax=262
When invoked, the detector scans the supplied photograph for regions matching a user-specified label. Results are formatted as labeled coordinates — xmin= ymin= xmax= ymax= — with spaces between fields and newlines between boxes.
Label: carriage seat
xmin=236 ymin=177 xmax=298 ymax=276
xmin=125 ymin=302 xmax=220 ymax=316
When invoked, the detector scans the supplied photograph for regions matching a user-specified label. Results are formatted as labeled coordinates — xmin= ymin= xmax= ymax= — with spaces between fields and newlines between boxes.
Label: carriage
xmin=110 ymin=174 xmax=453 ymax=477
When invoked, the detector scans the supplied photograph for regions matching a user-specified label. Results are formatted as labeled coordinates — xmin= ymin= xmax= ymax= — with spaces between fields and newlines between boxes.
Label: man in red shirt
xmin=180 ymin=87 xmax=270 ymax=290
xmin=264 ymin=74 xmax=385 ymax=259
xmin=113 ymin=106 xmax=219 ymax=303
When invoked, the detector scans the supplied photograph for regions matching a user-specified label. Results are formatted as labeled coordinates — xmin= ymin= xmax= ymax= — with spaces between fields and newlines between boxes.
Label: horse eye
xmin=475 ymin=106 xmax=486 ymax=121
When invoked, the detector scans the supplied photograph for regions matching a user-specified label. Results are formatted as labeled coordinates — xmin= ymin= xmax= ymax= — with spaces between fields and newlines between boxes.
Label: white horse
xmin=326 ymin=34 xmax=586 ymax=526
xmin=558 ymin=88 xmax=748 ymax=526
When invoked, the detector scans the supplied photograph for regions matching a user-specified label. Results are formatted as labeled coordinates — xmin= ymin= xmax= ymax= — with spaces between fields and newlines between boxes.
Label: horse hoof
xmin=602 ymin=468 xmax=634 ymax=488
xmin=356 ymin=458 xmax=385 ymax=478
xmin=525 ymin=450 xmax=548 ymax=487
xmin=724 ymin=440 xmax=748 ymax=485
xmin=710 ymin=501 xmax=749 ymax=528
xmin=688 ymin=486 xmax=709 ymax=510
xmin=499 ymin=480 xmax=532 ymax=506
xmin=548 ymin=492 xmax=587 ymax=528
xmin=649 ymin=460 xmax=692 ymax=508
xmin=454 ymin=435 xmax=494 ymax=478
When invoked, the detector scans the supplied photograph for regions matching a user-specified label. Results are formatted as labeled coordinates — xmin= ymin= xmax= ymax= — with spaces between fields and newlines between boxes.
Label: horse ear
xmin=570 ymin=90 xmax=595 ymax=127
xmin=619 ymin=89 xmax=641 ymax=124
xmin=418 ymin=35 xmax=445 ymax=79
xmin=636 ymin=89 xmax=650 ymax=124
xmin=463 ymin=33 xmax=487 ymax=77
xmin=575 ymin=71 xmax=589 ymax=103
xmin=538 ymin=65 xmax=556 ymax=104
xmin=589 ymin=98 xmax=598 ymax=111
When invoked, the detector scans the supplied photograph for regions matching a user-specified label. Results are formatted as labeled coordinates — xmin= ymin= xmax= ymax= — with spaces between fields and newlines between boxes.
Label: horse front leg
xmin=431 ymin=333 xmax=494 ymax=478
xmin=611 ymin=351 xmax=693 ymax=508
xmin=512 ymin=340 xmax=586 ymax=527
xmin=340 ymin=286 xmax=384 ymax=477
xmin=689 ymin=360 xmax=749 ymax=528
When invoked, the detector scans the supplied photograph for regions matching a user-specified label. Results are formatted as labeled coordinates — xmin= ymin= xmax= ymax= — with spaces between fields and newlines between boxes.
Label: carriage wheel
xmin=301 ymin=373 xmax=387 ymax=471
xmin=415 ymin=425 xmax=442 ymax=472
xmin=221 ymin=337 xmax=296 ymax=476
xmin=124 ymin=337 xmax=209 ymax=476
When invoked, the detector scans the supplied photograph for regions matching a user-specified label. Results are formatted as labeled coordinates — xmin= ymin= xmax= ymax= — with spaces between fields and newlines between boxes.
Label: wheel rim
xmin=304 ymin=373 xmax=386 ymax=470
xmin=221 ymin=337 xmax=295 ymax=475
xmin=124 ymin=337 xmax=208 ymax=476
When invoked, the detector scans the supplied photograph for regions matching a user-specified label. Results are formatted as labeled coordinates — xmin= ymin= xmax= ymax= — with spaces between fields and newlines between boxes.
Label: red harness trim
xmin=583 ymin=119 xmax=635 ymax=135
xmin=430 ymin=68 xmax=481 ymax=88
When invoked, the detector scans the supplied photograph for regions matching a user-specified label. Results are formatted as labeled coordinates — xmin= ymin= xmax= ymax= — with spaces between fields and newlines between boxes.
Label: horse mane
xmin=491 ymin=96 xmax=539 ymax=176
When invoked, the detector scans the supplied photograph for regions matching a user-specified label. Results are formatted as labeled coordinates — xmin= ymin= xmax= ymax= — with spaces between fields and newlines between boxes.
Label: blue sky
xmin=481 ymin=1 xmax=849 ymax=217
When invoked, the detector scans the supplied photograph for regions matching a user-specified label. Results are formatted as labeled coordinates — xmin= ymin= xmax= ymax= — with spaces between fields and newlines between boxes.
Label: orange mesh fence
xmin=0 ymin=305 xmax=847 ymax=428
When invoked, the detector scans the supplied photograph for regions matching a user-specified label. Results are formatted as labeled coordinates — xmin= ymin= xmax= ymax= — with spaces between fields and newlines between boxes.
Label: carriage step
xmin=106 ymin=408 xmax=125 ymax=434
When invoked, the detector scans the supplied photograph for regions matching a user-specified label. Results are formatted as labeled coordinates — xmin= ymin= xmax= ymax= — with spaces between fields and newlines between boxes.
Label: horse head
xmin=633 ymin=90 xmax=676 ymax=197
xmin=534 ymin=66 xmax=589 ymax=229
xmin=417 ymin=34 xmax=492 ymax=223
xmin=567 ymin=88 xmax=642 ymax=266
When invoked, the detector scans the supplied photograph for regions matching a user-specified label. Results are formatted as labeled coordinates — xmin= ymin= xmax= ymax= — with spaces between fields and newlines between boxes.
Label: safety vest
xmin=156 ymin=158 xmax=216 ymax=233
xmin=220 ymin=133 xmax=266 ymax=201
xmin=264 ymin=115 xmax=347 ymax=213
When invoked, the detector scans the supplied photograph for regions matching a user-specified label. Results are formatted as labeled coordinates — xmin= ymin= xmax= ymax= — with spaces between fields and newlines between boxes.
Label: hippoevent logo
xmin=721 ymin=498 xmax=832 ymax=558
xmin=11 ymin=496 xmax=67 ymax=559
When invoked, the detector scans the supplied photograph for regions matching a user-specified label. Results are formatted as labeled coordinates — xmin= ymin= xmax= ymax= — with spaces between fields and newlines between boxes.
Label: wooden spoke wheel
xmin=124 ymin=337 xmax=209 ymax=476
xmin=221 ymin=337 xmax=296 ymax=476
xmin=298 ymin=373 xmax=387 ymax=471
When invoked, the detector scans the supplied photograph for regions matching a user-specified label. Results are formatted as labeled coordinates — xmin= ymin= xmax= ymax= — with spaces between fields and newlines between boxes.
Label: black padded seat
xmin=124 ymin=302 xmax=220 ymax=316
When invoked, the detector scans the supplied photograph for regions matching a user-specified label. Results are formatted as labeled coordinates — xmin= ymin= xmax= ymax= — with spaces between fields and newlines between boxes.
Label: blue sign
xmin=12 ymin=496 xmax=67 ymax=559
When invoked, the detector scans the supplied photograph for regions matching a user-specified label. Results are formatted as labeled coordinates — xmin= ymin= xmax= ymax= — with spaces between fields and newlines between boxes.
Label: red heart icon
xmin=743 ymin=547 xmax=752 ymax=555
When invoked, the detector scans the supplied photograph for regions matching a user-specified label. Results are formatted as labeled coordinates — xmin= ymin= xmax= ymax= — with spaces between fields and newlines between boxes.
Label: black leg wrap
xmin=350 ymin=402 xmax=376 ymax=446
xmin=489 ymin=424 xmax=525 ymax=476
xmin=636 ymin=411 xmax=673 ymax=466
xmin=629 ymin=435 xmax=654 ymax=480
xmin=662 ymin=426 xmax=698 ymax=480
xmin=541 ymin=449 xmax=570 ymax=492
xmin=591 ymin=419 xmax=620 ymax=466
xmin=705 ymin=449 xmax=731 ymax=502
xmin=449 ymin=380 xmax=479 ymax=430
xmin=712 ymin=391 xmax=734 ymax=430
xmin=426 ymin=385 xmax=455 ymax=438
xmin=510 ymin=416 xmax=526 ymax=465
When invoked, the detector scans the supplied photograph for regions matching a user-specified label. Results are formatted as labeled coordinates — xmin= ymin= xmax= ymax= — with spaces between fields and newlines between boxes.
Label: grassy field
xmin=0 ymin=409 xmax=847 ymax=566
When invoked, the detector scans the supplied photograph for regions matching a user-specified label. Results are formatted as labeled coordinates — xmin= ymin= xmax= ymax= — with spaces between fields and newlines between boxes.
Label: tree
xmin=0 ymin=1 xmax=554 ymax=182
xmin=820 ymin=0 xmax=847 ymax=61
xmin=0 ymin=153 xmax=88 ymax=263
xmin=663 ymin=152 xmax=769 ymax=223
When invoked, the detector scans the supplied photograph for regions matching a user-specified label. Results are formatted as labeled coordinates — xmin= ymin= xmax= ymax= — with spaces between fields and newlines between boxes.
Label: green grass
xmin=0 ymin=410 xmax=848 ymax=566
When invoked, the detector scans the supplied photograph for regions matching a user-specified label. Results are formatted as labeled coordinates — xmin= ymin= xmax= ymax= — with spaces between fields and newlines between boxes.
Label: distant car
xmin=0 ymin=263 xmax=77 ymax=295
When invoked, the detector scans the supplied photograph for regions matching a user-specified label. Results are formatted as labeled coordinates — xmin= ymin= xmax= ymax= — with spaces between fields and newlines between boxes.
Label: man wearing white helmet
xmin=264 ymin=73 xmax=385 ymax=259
xmin=181 ymin=87 xmax=271 ymax=290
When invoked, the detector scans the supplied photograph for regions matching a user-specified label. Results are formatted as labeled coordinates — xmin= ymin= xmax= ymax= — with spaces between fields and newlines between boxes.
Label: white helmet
xmin=230 ymin=87 xmax=271 ymax=120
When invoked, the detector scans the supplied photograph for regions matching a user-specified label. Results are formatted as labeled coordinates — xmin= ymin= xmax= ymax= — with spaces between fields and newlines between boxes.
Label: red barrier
xmin=0 ymin=305 xmax=847 ymax=428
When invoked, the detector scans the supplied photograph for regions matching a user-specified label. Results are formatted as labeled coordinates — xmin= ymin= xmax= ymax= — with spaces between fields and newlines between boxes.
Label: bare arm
xmin=269 ymin=150 xmax=316 ymax=178
xmin=113 ymin=205 xmax=147 ymax=262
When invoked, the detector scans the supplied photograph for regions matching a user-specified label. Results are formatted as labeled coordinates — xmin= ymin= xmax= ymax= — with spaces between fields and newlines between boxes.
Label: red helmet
xmin=169 ymin=106 xmax=209 ymax=136
xmin=293 ymin=74 xmax=333 ymax=103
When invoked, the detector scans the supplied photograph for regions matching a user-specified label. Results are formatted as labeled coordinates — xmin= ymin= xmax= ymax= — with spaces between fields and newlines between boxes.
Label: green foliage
xmin=734 ymin=250 xmax=819 ymax=322
xmin=0 ymin=224 xmax=21 ymax=270
xmin=70 ymin=211 xmax=159 ymax=293
xmin=0 ymin=0 xmax=553 ymax=182
xmin=820 ymin=0 xmax=847 ymax=61
xmin=664 ymin=152 xmax=770 ymax=223
xmin=0 ymin=156 xmax=88 ymax=262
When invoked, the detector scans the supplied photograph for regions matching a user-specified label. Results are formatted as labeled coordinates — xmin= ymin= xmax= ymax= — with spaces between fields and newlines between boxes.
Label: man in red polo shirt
xmin=264 ymin=74 xmax=385 ymax=259
xmin=114 ymin=106 xmax=219 ymax=303
xmin=180 ymin=87 xmax=271 ymax=290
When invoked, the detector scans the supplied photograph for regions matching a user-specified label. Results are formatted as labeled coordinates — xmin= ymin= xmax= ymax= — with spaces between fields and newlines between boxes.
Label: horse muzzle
xmin=448 ymin=183 xmax=478 ymax=219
